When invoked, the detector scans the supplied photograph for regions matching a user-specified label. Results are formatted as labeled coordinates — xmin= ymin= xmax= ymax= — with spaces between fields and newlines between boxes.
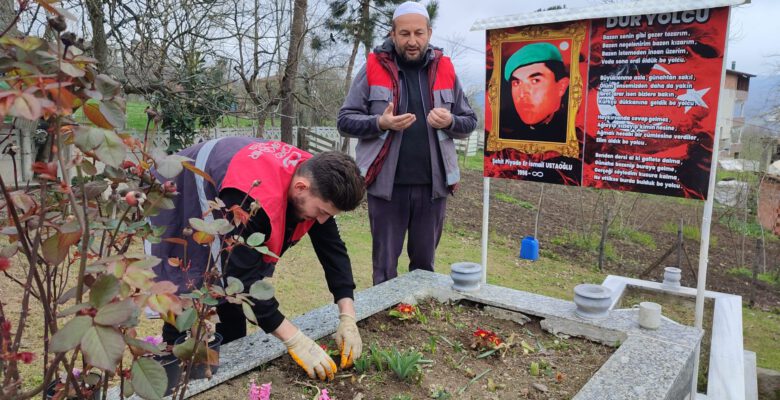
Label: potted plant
xmin=45 ymin=369 xmax=102 ymax=400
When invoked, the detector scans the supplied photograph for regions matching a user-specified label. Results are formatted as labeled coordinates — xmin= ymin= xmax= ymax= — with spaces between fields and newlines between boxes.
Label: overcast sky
xmin=427 ymin=0 xmax=778 ymax=91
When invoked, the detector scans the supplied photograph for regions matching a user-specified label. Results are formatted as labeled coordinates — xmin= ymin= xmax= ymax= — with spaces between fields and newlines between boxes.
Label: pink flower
xmin=143 ymin=335 xmax=163 ymax=347
xmin=248 ymin=380 xmax=271 ymax=400
xmin=259 ymin=383 xmax=271 ymax=400
xmin=248 ymin=380 xmax=260 ymax=400
xmin=319 ymin=388 xmax=331 ymax=400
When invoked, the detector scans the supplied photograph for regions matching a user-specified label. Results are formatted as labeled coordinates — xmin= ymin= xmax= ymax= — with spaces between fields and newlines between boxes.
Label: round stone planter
xmin=662 ymin=266 xmax=682 ymax=289
xmin=573 ymin=284 xmax=612 ymax=319
xmin=450 ymin=262 xmax=483 ymax=292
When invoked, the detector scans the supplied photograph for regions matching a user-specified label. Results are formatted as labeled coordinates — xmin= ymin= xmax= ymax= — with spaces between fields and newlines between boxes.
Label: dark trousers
xmin=162 ymin=266 xmax=282 ymax=345
xmin=367 ymin=185 xmax=447 ymax=285
xmin=162 ymin=302 xmax=250 ymax=345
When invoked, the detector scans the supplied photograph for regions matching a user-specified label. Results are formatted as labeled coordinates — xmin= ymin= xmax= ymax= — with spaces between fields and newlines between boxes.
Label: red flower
xmin=396 ymin=303 xmax=416 ymax=315
xmin=472 ymin=328 xmax=503 ymax=350
xmin=0 ymin=257 xmax=10 ymax=272
xmin=1 ymin=320 xmax=11 ymax=334
xmin=16 ymin=352 xmax=34 ymax=364
xmin=473 ymin=328 xmax=494 ymax=339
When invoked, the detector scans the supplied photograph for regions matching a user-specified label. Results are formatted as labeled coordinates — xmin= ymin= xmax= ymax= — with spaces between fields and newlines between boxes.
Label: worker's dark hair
xmin=295 ymin=151 xmax=365 ymax=211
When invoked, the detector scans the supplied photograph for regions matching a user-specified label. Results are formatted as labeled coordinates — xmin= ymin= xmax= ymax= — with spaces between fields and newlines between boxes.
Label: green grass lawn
xmin=74 ymin=101 xmax=260 ymax=132
xmin=126 ymin=101 xmax=151 ymax=130
xmin=743 ymin=307 xmax=780 ymax=370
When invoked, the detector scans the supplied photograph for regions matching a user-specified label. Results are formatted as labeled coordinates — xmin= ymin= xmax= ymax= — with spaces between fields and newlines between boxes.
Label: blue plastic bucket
xmin=519 ymin=236 xmax=539 ymax=261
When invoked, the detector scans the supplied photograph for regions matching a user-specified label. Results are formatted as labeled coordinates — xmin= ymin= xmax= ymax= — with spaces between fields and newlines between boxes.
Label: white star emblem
xmin=677 ymin=87 xmax=710 ymax=113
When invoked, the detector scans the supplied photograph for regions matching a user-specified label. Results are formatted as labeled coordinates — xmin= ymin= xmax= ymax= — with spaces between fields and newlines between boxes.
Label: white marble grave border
xmin=602 ymin=274 xmax=754 ymax=400
xmin=109 ymin=270 xmax=702 ymax=399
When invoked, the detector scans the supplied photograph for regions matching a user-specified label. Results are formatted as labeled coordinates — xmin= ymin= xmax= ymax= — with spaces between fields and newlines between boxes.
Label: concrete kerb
xmin=602 ymin=274 xmax=752 ymax=400
xmin=109 ymin=270 xmax=702 ymax=399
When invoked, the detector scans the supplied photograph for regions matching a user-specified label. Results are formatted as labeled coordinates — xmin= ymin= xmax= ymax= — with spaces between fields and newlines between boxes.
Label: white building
xmin=717 ymin=64 xmax=755 ymax=158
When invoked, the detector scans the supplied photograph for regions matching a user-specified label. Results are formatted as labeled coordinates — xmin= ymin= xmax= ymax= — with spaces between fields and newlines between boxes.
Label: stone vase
xmin=573 ymin=284 xmax=612 ymax=319
xmin=450 ymin=262 xmax=483 ymax=292
xmin=663 ymin=267 xmax=682 ymax=289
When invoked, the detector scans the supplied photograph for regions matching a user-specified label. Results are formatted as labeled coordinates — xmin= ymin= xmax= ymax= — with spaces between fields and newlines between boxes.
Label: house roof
xmin=727 ymin=69 xmax=756 ymax=78
xmin=470 ymin=0 xmax=748 ymax=31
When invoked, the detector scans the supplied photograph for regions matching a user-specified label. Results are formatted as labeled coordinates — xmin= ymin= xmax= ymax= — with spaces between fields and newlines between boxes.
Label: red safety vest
xmin=221 ymin=141 xmax=316 ymax=263
xmin=363 ymin=49 xmax=456 ymax=186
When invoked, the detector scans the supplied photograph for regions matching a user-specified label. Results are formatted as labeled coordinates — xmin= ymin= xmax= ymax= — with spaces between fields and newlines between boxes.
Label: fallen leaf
xmin=487 ymin=377 xmax=497 ymax=392
xmin=532 ymin=383 xmax=548 ymax=393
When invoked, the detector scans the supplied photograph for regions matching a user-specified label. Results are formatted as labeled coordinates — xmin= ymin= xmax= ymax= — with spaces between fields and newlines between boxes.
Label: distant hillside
xmin=744 ymin=74 xmax=780 ymax=128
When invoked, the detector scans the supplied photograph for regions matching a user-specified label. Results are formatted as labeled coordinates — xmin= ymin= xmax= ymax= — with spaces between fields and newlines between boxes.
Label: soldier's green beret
xmin=504 ymin=42 xmax=563 ymax=81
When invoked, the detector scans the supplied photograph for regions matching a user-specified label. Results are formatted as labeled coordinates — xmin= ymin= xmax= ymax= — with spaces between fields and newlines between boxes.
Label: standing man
xmin=337 ymin=1 xmax=477 ymax=285
xmin=499 ymin=42 xmax=570 ymax=142
xmin=149 ymin=138 xmax=364 ymax=381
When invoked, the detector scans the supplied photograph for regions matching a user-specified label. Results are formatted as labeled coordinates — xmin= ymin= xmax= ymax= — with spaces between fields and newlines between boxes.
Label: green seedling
xmin=530 ymin=361 xmax=540 ymax=376
xmin=426 ymin=335 xmax=437 ymax=354
xmin=385 ymin=348 xmax=425 ymax=383
xmin=430 ymin=385 xmax=452 ymax=399
xmin=415 ymin=308 xmax=429 ymax=324
xmin=452 ymin=341 xmax=464 ymax=353
xmin=353 ymin=351 xmax=372 ymax=374
xmin=540 ymin=359 xmax=553 ymax=376
xmin=369 ymin=343 xmax=389 ymax=372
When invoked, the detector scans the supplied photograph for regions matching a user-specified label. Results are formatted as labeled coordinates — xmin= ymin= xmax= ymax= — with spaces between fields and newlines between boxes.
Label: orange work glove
xmin=334 ymin=313 xmax=362 ymax=368
xmin=283 ymin=330 xmax=337 ymax=381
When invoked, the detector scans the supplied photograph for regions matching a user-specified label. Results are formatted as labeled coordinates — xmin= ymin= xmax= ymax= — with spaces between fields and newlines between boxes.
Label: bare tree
xmin=280 ymin=0 xmax=308 ymax=144
xmin=85 ymin=0 xmax=109 ymax=71
xmin=0 ymin=0 xmax=17 ymax=37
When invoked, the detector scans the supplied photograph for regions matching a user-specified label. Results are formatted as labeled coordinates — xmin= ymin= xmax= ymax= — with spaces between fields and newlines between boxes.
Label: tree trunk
xmin=339 ymin=39 xmax=361 ymax=153
xmin=750 ymin=239 xmax=761 ymax=307
xmin=344 ymin=39 xmax=361 ymax=96
xmin=598 ymin=206 xmax=611 ymax=272
xmin=85 ymin=0 xmax=109 ymax=71
xmin=360 ymin=0 xmax=371 ymax=59
xmin=279 ymin=0 xmax=307 ymax=145
xmin=0 ymin=0 xmax=17 ymax=37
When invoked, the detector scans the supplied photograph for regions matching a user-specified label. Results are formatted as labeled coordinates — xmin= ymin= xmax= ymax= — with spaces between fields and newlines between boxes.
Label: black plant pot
xmin=153 ymin=353 xmax=182 ymax=397
xmin=159 ymin=332 xmax=223 ymax=396
xmin=46 ymin=375 xmax=102 ymax=400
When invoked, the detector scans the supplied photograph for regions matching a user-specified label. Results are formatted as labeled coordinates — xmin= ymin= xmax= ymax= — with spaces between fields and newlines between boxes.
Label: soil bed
xmin=196 ymin=299 xmax=615 ymax=399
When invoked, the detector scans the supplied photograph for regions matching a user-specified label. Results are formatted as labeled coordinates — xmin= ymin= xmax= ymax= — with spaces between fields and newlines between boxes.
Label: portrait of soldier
xmin=499 ymin=42 xmax=571 ymax=143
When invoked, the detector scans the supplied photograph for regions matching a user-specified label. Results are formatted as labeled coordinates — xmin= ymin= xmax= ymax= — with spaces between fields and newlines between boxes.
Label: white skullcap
xmin=393 ymin=1 xmax=429 ymax=20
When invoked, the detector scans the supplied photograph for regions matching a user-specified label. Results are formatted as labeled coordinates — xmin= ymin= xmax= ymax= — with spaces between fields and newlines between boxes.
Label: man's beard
xmin=289 ymin=197 xmax=305 ymax=221
xmin=396 ymin=47 xmax=425 ymax=66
